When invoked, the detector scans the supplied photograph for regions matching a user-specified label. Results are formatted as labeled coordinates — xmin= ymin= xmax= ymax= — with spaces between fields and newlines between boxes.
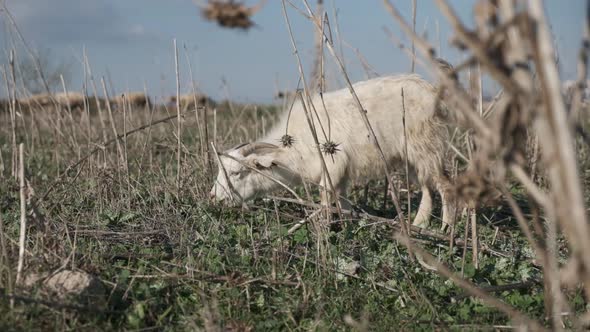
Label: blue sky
xmin=0 ymin=0 xmax=585 ymax=103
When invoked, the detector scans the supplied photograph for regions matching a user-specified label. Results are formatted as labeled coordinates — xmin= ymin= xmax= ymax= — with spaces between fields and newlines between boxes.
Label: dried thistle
xmin=321 ymin=141 xmax=340 ymax=156
xmin=280 ymin=134 xmax=295 ymax=148
xmin=200 ymin=0 xmax=267 ymax=30
xmin=473 ymin=0 xmax=498 ymax=35
xmin=454 ymin=167 xmax=502 ymax=209
xmin=435 ymin=58 xmax=458 ymax=81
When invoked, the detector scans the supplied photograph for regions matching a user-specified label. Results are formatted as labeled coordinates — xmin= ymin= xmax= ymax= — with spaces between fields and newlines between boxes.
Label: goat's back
xmin=264 ymin=74 xmax=447 ymax=181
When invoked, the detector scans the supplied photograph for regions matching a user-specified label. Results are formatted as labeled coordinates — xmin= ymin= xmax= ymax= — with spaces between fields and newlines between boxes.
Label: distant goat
xmin=210 ymin=74 xmax=457 ymax=229
xmin=19 ymin=92 xmax=85 ymax=110
xmin=111 ymin=92 xmax=151 ymax=109
xmin=18 ymin=93 xmax=52 ymax=108
xmin=55 ymin=92 xmax=85 ymax=110
xmin=168 ymin=93 xmax=214 ymax=111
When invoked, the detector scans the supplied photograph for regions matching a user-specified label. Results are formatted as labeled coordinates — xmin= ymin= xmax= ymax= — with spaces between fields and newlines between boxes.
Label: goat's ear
xmin=251 ymin=155 xmax=276 ymax=169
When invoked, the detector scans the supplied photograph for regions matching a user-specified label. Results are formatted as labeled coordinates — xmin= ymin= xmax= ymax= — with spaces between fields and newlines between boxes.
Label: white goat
xmin=210 ymin=74 xmax=457 ymax=229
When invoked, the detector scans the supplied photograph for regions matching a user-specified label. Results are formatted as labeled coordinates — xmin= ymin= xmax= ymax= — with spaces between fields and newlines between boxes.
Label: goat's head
xmin=210 ymin=142 xmax=283 ymax=205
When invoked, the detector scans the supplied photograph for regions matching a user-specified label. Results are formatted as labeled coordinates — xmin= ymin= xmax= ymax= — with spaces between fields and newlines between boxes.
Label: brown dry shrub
xmin=201 ymin=0 xmax=266 ymax=30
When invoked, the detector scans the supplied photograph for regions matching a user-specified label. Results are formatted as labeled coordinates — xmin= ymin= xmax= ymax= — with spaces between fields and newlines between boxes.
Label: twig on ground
xmin=453 ymin=280 xmax=540 ymax=301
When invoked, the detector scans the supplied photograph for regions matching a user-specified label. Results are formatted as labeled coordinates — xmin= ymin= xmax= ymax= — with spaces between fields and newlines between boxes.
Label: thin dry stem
xmin=183 ymin=44 xmax=206 ymax=167
xmin=60 ymin=75 xmax=80 ymax=157
xmin=16 ymin=143 xmax=26 ymax=285
xmin=0 ymin=2 xmax=53 ymax=95
xmin=470 ymin=208 xmax=478 ymax=269
xmin=382 ymin=0 xmax=493 ymax=140
xmin=84 ymin=54 xmax=108 ymax=152
xmin=174 ymin=39 xmax=182 ymax=192
xmin=530 ymin=0 xmax=590 ymax=301
xmin=310 ymin=0 xmax=324 ymax=92
xmin=569 ymin=0 xmax=590 ymax=122
xmin=401 ymin=88 xmax=413 ymax=237
xmin=281 ymin=0 xmax=339 ymax=213
xmin=204 ymin=102 xmax=212 ymax=175
xmin=7 ymin=54 xmax=18 ymax=179
xmin=210 ymin=143 xmax=245 ymax=206
xmin=100 ymin=78 xmax=124 ymax=169
xmin=434 ymin=0 xmax=522 ymax=94
xmin=411 ymin=0 xmax=417 ymax=73
xmin=301 ymin=0 xmax=407 ymax=225
xmin=29 ymin=110 xmax=196 ymax=212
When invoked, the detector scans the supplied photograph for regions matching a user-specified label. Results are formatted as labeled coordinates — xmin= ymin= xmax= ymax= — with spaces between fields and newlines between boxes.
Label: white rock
xmin=42 ymin=270 xmax=105 ymax=302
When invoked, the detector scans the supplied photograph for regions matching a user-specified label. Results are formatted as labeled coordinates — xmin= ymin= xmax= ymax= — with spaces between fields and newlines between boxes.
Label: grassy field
xmin=0 ymin=99 xmax=587 ymax=331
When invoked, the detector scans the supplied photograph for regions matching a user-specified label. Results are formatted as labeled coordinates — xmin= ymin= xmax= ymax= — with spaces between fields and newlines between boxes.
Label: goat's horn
xmin=230 ymin=142 xmax=249 ymax=150
xmin=239 ymin=142 xmax=279 ymax=156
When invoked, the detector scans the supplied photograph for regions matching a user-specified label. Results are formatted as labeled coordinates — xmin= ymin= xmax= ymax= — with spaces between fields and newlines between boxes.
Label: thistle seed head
xmin=280 ymin=134 xmax=295 ymax=148
xmin=321 ymin=141 xmax=340 ymax=155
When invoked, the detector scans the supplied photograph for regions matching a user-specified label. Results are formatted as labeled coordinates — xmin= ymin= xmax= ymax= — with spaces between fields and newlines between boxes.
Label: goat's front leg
xmin=319 ymin=175 xmax=348 ymax=208
xmin=437 ymin=179 xmax=458 ymax=233
xmin=319 ymin=156 xmax=350 ymax=210
xmin=335 ymin=176 xmax=352 ymax=211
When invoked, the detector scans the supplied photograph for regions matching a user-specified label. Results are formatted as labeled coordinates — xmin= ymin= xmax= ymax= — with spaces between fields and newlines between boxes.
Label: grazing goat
xmin=168 ymin=93 xmax=215 ymax=111
xmin=19 ymin=93 xmax=52 ymax=108
xmin=210 ymin=74 xmax=457 ymax=229
xmin=19 ymin=92 xmax=85 ymax=110
xmin=54 ymin=92 xmax=85 ymax=110
xmin=111 ymin=92 xmax=151 ymax=109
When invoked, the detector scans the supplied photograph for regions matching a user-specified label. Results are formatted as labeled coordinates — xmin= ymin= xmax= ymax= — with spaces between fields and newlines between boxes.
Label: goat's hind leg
xmin=319 ymin=154 xmax=351 ymax=211
xmin=412 ymin=184 xmax=433 ymax=228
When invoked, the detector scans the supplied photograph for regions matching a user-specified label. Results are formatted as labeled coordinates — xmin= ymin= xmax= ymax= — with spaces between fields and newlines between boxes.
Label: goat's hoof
xmin=440 ymin=222 xmax=452 ymax=234
xmin=411 ymin=220 xmax=430 ymax=229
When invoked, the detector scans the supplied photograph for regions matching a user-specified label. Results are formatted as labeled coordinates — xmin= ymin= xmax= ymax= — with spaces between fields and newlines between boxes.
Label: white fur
xmin=210 ymin=74 xmax=457 ymax=229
